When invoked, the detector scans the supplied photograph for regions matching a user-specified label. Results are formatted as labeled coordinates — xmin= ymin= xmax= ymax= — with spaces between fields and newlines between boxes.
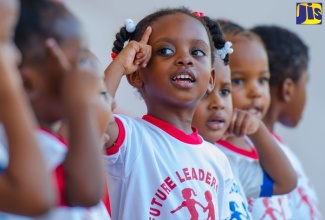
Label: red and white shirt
xmin=217 ymin=137 xmax=275 ymax=220
xmin=267 ymin=132 xmax=322 ymax=220
xmin=0 ymin=125 xmax=111 ymax=220
xmin=104 ymin=114 xmax=234 ymax=220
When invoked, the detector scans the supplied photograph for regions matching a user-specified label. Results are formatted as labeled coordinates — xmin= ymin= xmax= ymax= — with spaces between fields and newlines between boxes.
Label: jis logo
xmin=296 ymin=3 xmax=322 ymax=24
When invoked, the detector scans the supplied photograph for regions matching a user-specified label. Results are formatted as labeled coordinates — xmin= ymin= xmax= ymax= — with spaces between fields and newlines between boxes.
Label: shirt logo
xmin=296 ymin=3 xmax=322 ymax=24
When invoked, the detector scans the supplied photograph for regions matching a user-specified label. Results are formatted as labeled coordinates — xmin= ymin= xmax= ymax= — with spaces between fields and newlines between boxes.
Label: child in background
xmin=192 ymin=17 xmax=297 ymax=219
xmin=216 ymin=19 xmax=298 ymax=219
xmin=104 ymin=7 xmax=234 ymax=220
xmin=13 ymin=0 xmax=112 ymax=219
xmin=251 ymin=25 xmax=323 ymax=219
xmin=0 ymin=0 xmax=56 ymax=216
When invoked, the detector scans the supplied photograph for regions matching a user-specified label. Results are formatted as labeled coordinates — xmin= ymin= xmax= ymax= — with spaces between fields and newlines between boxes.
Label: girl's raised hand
xmin=225 ymin=108 xmax=261 ymax=138
xmin=114 ymin=26 xmax=152 ymax=75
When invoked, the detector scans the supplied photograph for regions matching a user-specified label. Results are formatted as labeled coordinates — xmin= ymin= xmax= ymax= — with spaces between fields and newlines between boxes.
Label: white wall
xmin=65 ymin=0 xmax=325 ymax=214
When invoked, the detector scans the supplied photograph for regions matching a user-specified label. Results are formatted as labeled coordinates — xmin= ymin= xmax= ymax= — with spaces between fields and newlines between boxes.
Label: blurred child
xmin=216 ymin=19 xmax=298 ymax=219
xmin=192 ymin=17 xmax=297 ymax=219
xmin=13 ymin=0 xmax=113 ymax=219
xmin=104 ymin=7 xmax=235 ymax=219
xmin=0 ymin=0 xmax=56 ymax=216
xmin=251 ymin=25 xmax=323 ymax=219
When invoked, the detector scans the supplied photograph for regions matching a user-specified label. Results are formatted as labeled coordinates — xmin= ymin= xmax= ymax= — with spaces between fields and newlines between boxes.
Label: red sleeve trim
xmin=269 ymin=131 xmax=284 ymax=144
xmin=54 ymin=163 xmax=68 ymax=206
xmin=216 ymin=139 xmax=259 ymax=160
xmin=105 ymin=117 xmax=126 ymax=155
xmin=102 ymin=180 xmax=111 ymax=217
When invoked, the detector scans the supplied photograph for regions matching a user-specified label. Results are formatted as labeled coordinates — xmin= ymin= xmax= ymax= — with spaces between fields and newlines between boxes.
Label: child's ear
xmin=280 ymin=78 xmax=295 ymax=103
xmin=126 ymin=70 xmax=143 ymax=89
xmin=207 ymin=68 xmax=216 ymax=93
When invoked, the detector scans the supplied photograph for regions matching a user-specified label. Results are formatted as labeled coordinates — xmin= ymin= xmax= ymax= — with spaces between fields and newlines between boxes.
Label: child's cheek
xmin=96 ymin=97 xmax=111 ymax=135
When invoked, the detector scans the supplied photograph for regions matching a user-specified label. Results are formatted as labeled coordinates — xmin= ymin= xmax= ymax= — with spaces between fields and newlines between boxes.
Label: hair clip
xmin=216 ymin=41 xmax=234 ymax=60
xmin=111 ymin=52 xmax=117 ymax=60
xmin=124 ymin=19 xmax=136 ymax=33
xmin=193 ymin=11 xmax=205 ymax=18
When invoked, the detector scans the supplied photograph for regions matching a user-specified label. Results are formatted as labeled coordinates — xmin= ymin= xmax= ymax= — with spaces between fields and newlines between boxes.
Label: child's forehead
xmin=148 ymin=13 xmax=209 ymax=44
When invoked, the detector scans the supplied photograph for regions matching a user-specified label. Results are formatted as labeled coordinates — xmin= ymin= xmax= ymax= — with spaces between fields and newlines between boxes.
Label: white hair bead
xmin=124 ymin=19 xmax=136 ymax=33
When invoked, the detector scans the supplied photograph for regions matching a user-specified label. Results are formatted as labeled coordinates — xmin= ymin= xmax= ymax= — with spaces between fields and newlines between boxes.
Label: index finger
xmin=139 ymin=26 xmax=152 ymax=44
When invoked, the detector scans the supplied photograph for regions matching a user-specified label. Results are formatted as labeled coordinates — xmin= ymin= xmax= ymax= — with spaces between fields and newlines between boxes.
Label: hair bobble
xmin=216 ymin=41 xmax=234 ymax=59
xmin=111 ymin=52 xmax=117 ymax=60
xmin=124 ymin=19 xmax=136 ymax=33
xmin=193 ymin=11 xmax=205 ymax=18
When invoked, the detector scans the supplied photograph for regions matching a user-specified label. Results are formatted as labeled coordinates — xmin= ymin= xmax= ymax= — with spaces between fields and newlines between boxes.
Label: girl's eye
xmin=100 ymin=91 xmax=107 ymax=97
xmin=158 ymin=48 xmax=174 ymax=55
xmin=220 ymin=88 xmax=231 ymax=96
xmin=192 ymin=50 xmax=205 ymax=57
xmin=232 ymin=78 xmax=243 ymax=85
xmin=259 ymin=77 xmax=270 ymax=84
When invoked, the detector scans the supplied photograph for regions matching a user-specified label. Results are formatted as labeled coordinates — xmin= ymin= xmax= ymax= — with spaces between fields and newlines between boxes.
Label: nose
xmin=248 ymin=81 xmax=262 ymax=98
xmin=175 ymin=51 xmax=193 ymax=67
xmin=208 ymin=92 xmax=225 ymax=110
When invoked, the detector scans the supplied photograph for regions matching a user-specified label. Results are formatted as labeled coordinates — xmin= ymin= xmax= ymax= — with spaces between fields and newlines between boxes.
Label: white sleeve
xmin=103 ymin=115 xmax=144 ymax=178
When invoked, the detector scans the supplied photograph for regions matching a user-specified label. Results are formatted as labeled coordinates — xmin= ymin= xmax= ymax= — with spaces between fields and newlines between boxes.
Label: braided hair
xmin=217 ymin=19 xmax=265 ymax=50
xmin=251 ymin=25 xmax=309 ymax=86
xmin=112 ymin=7 xmax=228 ymax=65
xmin=202 ymin=16 xmax=229 ymax=65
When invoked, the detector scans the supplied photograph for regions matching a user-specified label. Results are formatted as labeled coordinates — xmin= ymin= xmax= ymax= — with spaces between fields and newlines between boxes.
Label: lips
xmin=171 ymin=68 xmax=196 ymax=89
xmin=247 ymin=107 xmax=263 ymax=118
xmin=206 ymin=113 xmax=226 ymax=131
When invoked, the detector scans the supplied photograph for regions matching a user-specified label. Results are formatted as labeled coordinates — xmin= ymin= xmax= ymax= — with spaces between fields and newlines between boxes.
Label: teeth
xmin=173 ymin=74 xmax=193 ymax=80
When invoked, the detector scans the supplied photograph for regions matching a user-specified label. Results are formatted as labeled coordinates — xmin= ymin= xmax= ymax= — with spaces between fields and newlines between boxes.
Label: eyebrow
xmin=151 ymin=37 xmax=209 ymax=47
xmin=231 ymin=70 xmax=270 ymax=75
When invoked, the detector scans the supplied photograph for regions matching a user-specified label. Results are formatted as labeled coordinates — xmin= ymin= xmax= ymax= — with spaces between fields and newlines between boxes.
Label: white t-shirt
xmin=269 ymin=132 xmax=322 ymax=220
xmin=216 ymin=137 xmax=274 ymax=220
xmin=104 ymin=114 xmax=234 ymax=220
xmin=0 ymin=125 xmax=111 ymax=220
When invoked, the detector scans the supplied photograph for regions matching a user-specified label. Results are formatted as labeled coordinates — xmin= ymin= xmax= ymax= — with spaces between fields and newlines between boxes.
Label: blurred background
xmin=65 ymin=0 xmax=325 ymax=215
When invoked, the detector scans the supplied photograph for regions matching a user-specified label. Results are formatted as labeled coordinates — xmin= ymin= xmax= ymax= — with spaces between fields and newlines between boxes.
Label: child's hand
xmin=0 ymin=44 xmax=22 ymax=91
xmin=44 ymin=38 xmax=71 ymax=98
xmin=44 ymin=38 xmax=102 ymax=107
xmin=224 ymin=108 xmax=261 ymax=138
xmin=114 ymin=26 xmax=152 ymax=75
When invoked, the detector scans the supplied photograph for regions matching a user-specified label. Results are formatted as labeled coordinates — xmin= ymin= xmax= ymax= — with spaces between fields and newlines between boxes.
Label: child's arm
xmin=227 ymin=109 xmax=297 ymax=195
xmin=45 ymin=39 xmax=106 ymax=207
xmin=104 ymin=27 xmax=152 ymax=148
xmin=0 ymin=47 xmax=56 ymax=216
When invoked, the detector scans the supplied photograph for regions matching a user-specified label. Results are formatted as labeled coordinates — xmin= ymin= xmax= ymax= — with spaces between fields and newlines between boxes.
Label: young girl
xmin=216 ymin=20 xmax=298 ymax=219
xmin=0 ymin=0 xmax=56 ymax=216
xmin=13 ymin=0 xmax=112 ymax=219
xmin=104 ymin=7 xmax=234 ymax=220
xmin=251 ymin=25 xmax=323 ymax=219
xmin=192 ymin=18 xmax=297 ymax=220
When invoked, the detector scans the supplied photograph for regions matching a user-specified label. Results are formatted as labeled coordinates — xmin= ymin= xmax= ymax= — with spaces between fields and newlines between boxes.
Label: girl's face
xmin=279 ymin=71 xmax=308 ymax=127
xmin=139 ymin=13 xmax=214 ymax=110
xmin=193 ymin=57 xmax=232 ymax=143
xmin=79 ymin=52 xmax=115 ymax=138
xmin=228 ymin=36 xmax=270 ymax=119
xmin=57 ymin=52 xmax=115 ymax=145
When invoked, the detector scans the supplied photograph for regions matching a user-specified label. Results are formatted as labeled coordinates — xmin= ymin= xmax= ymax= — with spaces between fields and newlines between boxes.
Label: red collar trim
xmin=142 ymin=115 xmax=202 ymax=145
xmin=216 ymin=139 xmax=259 ymax=160
xmin=269 ymin=131 xmax=284 ymax=144
xmin=38 ymin=127 xmax=68 ymax=146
